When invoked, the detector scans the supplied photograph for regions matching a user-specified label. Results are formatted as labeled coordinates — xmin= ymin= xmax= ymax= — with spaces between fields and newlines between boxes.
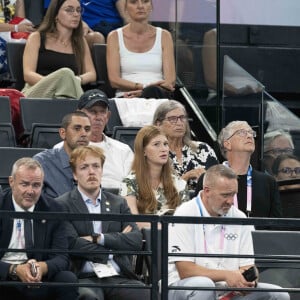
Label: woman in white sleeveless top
xmin=106 ymin=0 xmax=175 ymax=99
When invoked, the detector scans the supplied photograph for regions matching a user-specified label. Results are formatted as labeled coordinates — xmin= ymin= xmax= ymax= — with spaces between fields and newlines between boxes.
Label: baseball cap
xmin=78 ymin=89 xmax=109 ymax=110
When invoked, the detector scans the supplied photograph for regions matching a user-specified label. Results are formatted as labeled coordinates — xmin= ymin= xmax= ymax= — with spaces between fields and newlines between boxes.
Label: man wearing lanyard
xmin=195 ymin=120 xmax=282 ymax=218
xmin=0 ymin=157 xmax=78 ymax=299
xmin=57 ymin=145 xmax=149 ymax=299
xmin=168 ymin=164 xmax=289 ymax=300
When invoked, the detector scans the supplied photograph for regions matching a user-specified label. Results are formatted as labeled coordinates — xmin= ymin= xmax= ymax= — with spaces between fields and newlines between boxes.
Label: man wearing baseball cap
xmin=78 ymin=89 xmax=134 ymax=190
xmin=54 ymin=89 xmax=133 ymax=190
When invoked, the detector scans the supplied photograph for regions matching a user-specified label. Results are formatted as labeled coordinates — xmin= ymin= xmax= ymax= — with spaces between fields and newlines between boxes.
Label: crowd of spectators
xmin=0 ymin=0 xmax=298 ymax=299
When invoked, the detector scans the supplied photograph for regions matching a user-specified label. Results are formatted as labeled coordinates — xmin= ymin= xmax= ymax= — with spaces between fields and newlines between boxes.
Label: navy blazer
xmin=0 ymin=190 xmax=70 ymax=281
xmin=57 ymin=188 xmax=143 ymax=275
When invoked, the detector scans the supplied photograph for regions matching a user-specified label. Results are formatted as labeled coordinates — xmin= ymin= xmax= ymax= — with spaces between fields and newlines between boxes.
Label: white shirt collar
xmin=12 ymin=196 xmax=35 ymax=212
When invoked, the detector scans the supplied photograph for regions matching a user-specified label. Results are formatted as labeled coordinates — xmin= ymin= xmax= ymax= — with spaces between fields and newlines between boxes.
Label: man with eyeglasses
xmin=263 ymin=130 xmax=294 ymax=175
xmin=195 ymin=121 xmax=282 ymax=219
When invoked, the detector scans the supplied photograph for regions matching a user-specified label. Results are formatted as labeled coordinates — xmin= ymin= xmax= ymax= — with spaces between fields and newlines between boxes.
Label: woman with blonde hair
xmin=120 ymin=125 xmax=188 ymax=226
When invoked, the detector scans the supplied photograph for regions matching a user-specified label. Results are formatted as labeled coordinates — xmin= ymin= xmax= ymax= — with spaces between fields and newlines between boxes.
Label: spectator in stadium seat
xmin=168 ymin=164 xmax=290 ymax=300
xmin=22 ymin=0 xmax=96 ymax=99
xmin=263 ymin=130 xmax=294 ymax=175
xmin=33 ymin=111 xmax=91 ymax=199
xmin=272 ymin=154 xmax=300 ymax=190
xmin=120 ymin=125 xmax=189 ymax=227
xmin=195 ymin=120 xmax=282 ymax=218
xmin=0 ymin=157 xmax=78 ymax=300
xmin=54 ymin=89 xmax=134 ymax=190
xmin=0 ymin=0 xmax=35 ymax=76
xmin=153 ymin=100 xmax=219 ymax=191
xmin=43 ymin=0 xmax=105 ymax=48
xmin=106 ymin=0 xmax=176 ymax=99
xmin=57 ymin=145 xmax=150 ymax=300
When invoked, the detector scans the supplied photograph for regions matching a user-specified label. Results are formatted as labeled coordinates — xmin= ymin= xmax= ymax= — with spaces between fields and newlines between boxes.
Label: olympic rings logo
xmin=224 ymin=233 xmax=238 ymax=240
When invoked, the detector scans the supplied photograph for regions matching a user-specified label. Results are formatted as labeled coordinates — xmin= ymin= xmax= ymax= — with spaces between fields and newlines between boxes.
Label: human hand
xmin=159 ymin=81 xmax=175 ymax=91
xmin=16 ymin=260 xmax=41 ymax=283
xmin=225 ymin=270 xmax=256 ymax=295
xmin=122 ymin=225 xmax=132 ymax=233
xmin=123 ymin=90 xmax=143 ymax=98
xmin=18 ymin=22 xmax=35 ymax=33
xmin=82 ymin=235 xmax=93 ymax=242
xmin=182 ymin=167 xmax=205 ymax=181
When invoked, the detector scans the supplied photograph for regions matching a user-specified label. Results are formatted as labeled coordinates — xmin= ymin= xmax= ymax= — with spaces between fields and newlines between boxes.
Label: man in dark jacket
xmin=57 ymin=145 xmax=149 ymax=300
xmin=0 ymin=157 xmax=78 ymax=300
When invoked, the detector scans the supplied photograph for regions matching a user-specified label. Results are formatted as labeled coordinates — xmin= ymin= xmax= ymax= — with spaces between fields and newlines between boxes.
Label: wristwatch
xmin=9 ymin=264 xmax=18 ymax=280
xmin=92 ymin=233 xmax=100 ymax=244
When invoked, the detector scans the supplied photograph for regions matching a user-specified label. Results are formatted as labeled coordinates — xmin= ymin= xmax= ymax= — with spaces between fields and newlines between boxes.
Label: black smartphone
xmin=242 ymin=266 xmax=258 ymax=282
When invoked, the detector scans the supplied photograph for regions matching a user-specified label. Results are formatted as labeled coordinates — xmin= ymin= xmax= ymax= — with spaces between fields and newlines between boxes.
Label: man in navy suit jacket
xmin=57 ymin=145 xmax=150 ymax=300
xmin=0 ymin=157 xmax=78 ymax=300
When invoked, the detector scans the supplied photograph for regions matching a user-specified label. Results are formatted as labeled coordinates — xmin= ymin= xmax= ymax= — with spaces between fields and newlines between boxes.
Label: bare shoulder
xmin=161 ymin=28 xmax=172 ymax=38
xmin=161 ymin=28 xmax=174 ymax=48
xmin=26 ymin=31 xmax=41 ymax=43
xmin=107 ymin=29 xmax=119 ymax=44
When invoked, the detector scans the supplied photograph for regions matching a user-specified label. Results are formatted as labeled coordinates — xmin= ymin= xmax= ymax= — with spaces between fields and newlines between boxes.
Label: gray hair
xmin=152 ymin=100 xmax=196 ymax=150
xmin=11 ymin=157 xmax=44 ymax=178
xmin=264 ymin=130 xmax=294 ymax=153
xmin=218 ymin=120 xmax=250 ymax=158
xmin=203 ymin=164 xmax=237 ymax=187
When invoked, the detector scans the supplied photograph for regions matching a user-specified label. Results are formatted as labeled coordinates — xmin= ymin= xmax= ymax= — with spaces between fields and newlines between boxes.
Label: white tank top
xmin=116 ymin=27 xmax=163 ymax=97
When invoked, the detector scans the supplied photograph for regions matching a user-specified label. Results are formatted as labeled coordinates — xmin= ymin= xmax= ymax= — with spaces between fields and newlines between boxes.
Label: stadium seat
xmin=252 ymin=230 xmax=300 ymax=300
xmin=19 ymin=98 xmax=79 ymax=146
xmin=20 ymin=98 xmax=79 ymax=135
xmin=111 ymin=126 xmax=141 ymax=151
xmin=6 ymin=42 xmax=26 ymax=91
xmin=0 ymin=147 xmax=45 ymax=189
xmin=30 ymin=123 xmax=61 ymax=148
xmin=0 ymin=123 xmax=16 ymax=146
xmin=0 ymin=96 xmax=11 ymax=123
xmin=91 ymin=43 xmax=116 ymax=98
xmin=135 ymin=228 xmax=162 ymax=285
xmin=105 ymin=99 xmax=123 ymax=136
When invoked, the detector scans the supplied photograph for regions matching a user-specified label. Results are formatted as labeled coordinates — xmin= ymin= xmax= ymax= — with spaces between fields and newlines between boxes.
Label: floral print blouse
xmin=169 ymin=142 xmax=219 ymax=190
xmin=120 ymin=172 xmax=190 ymax=214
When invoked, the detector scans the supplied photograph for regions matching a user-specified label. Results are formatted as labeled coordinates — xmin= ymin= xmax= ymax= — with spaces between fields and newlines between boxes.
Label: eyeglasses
xmin=278 ymin=167 xmax=300 ymax=175
xmin=163 ymin=115 xmax=187 ymax=125
xmin=63 ymin=6 xmax=84 ymax=15
xmin=264 ymin=148 xmax=294 ymax=156
xmin=227 ymin=129 xmax=257 ymax=140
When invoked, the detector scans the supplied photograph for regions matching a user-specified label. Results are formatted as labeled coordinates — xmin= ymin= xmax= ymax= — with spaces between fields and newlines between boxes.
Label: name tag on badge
xmin=92 ymin=261 xmax=118 ymax=278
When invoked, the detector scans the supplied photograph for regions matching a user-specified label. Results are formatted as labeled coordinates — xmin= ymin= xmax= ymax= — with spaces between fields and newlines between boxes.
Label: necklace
xmin=59 ymin=40 xmax=70 ymax=47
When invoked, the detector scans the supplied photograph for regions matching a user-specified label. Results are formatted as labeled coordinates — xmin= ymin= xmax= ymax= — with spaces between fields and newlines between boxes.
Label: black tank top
xmin=36 ymin=33 xmax=78 ymax=76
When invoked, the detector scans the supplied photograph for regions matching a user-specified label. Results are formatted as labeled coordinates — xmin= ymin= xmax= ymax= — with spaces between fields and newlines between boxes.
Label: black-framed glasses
xmin=264 ymin=148 xmax=294 ymax=156
xmin=278 ymin=167 xmax=300 ymax=175
xmin=63 ymin=6 xmax=84 ymax=15
xmin=227 ymin=129 xmax=257 ymax=140
xmin=163 ymin=115 xmax=187 ymax=125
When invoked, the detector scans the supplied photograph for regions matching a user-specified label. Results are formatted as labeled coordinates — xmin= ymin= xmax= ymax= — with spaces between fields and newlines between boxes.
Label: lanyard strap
xmin=223 ymin=162 xmax=253 ymax=215
xmin=196 ymin=196 xmax=225 ymax=253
